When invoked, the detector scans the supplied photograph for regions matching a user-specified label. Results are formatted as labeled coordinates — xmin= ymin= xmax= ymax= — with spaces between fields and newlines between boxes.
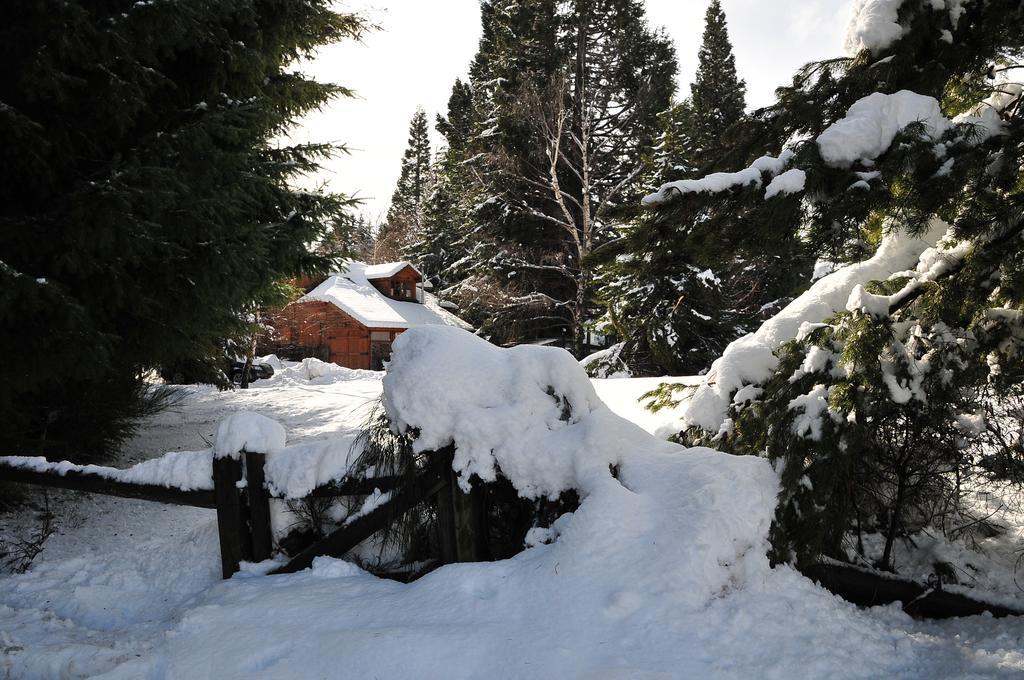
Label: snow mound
xmin=845 ymin=0 xmax=905 ymax=56
xmin=214 ymin=411 xmax=287 ymax=458
xmin=817 ymin=90 xmax=952 ymax=167
xmin=383 ymin=326 xmax=610 ymax=497
xmin=267 ymin=357 xmax=381 ymax=385
xmin=262 ymin=434 xmax=362 ymax=500
xmin=677 ymin=218 xmax=949 ymax=435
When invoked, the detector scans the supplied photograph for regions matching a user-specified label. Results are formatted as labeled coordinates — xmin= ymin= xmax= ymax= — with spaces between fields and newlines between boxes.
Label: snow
xmin=931 ymin=0 xmax=972 ymax=28
xmin=789 ymin=345 xmax=834 ymax=383
xmin=844 ymin=0 xmax=906 ymax=56
xmin=3 ymin=341 xmax=1024 ymax=677
xmin=301 ymin=262 xmax=472 ymax=330
xmin=0 ymin=450 xmax=215 ymax=491
xmin=764 ymin=168 xmax=807 ymax=199
xmin=262 ymin=434 xmax=362 ymax=500
xmin=0 ymin=392 xmax=368 ymax=501
xmin=697 ymin=268 xmax=721 ymax=285
xmin=846 ymin=235 xmax=971 ymax=318
xmin=846 ymin=283 xmax=894 ymax=318
xmin=677 ymin=218 xmax=949 ymax=434
xmin=817 ymin=90 xmax=953 ymax=167
xmin=593 ymin=376 xmax=704 ymax=434
xmin=362 ymin=260 xmax=423 ymax=280
xmin=955 ymin=81 xmax=1023 ymax=141
xmin=642 ymin=151 xmax=794 ymax=206
xmin=579 ymin=343 xmax=632 ymax=379
xmin=788 ymin=384 xmax=832 ymax=440
xmin=812 ymin=259 xmax=839 ymax=281
xmin=268 ymin=356 xmax=380 ymax=385
xmin=213 ymin=411 xmax=287 ymax=458
xmin=383 ymin=326 xmax=616 ymax=497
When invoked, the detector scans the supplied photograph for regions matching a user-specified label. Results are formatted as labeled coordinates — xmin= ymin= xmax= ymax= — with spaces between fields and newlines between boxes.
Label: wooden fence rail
xmin=0 ymin=445 xmax=484 ymax=581
xmin=0 ymin=464 xmax=216 ymax=508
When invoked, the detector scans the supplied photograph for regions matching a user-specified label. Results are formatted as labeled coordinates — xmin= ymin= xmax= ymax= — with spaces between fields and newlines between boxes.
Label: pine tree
xmin=446 ymin=0 xmax=566 ymax=341
xmin=0 ymin=0 xmax=365 ymax=459
xmin=640 ymin=1 xmax=1024 ymax=572
xmin=596 ymin=0 xmax=774 ymax=376
xmin=407 ymin=80 xmax=476 ymax=289
xmin=650 ymin=98 xmax=698 ymax=185
xmin=451 ymin=0 xmax=676 ymax=349
xmin=378 ymin=108 xmax=432 ymax=260
xmin=689 ymin=0 xmax=747 ymax=163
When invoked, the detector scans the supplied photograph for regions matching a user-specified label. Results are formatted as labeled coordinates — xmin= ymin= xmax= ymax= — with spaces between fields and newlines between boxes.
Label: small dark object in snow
xmin=229 ymin=362 xmax=274 ymax=385
xmin=278 ymin=527 xmax=318 ymax=557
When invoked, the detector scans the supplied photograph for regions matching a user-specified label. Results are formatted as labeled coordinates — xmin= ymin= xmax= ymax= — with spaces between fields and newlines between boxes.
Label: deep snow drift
xmin=3 ymin=331 xmax=1024 ymax=678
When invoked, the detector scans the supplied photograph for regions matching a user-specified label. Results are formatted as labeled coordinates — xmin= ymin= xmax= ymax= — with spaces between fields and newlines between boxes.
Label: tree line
xmin=377 ymin=0 xmax=755 ymax=358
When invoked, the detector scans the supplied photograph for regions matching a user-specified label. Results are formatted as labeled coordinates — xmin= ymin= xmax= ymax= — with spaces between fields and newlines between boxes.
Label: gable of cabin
xmin=367 ymin=265 xmax=422 ymax=302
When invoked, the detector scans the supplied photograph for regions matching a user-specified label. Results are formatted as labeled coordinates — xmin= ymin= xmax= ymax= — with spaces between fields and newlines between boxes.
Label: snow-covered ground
xmin=2 ymin=348 xmax=1024 ymax=679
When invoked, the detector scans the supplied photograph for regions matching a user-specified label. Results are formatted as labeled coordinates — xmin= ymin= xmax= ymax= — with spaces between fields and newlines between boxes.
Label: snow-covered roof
xmin=298 ymin=262 xmax=471 ymax=331
xmin=362 ymin=261 xmax=422 ymax=280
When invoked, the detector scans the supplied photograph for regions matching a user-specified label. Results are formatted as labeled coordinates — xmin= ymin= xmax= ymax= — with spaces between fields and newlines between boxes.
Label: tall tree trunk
xmin=880 ymin=468 xmax=907 ymax=571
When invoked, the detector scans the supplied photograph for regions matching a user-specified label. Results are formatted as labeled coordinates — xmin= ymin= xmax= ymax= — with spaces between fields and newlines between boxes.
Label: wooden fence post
xmin=434 ymin=449 xmax=488 ymax=564
xmin=435 ymin=459 xmax=458 ymax=564
xmin=213 ymin=454 xmax=252 ymax=578
xmin=451 ymin=479 xmax=488 ymax=562
xmin=244 ymin=451 xmax=273 ymax=563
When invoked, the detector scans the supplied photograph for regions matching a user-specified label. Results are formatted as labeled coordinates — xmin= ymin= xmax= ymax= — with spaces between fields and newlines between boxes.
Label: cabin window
xmin=391 ymin=281 xmax=414 ymax=300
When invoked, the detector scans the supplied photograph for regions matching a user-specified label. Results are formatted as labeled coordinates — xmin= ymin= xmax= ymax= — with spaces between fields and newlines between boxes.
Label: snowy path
xmin=2 ymin=366 xmax=1023 ymax=678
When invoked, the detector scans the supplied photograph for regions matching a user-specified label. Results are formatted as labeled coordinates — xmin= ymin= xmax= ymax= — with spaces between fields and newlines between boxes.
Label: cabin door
xmin=370 ymin=331 xmax=393 ymax=370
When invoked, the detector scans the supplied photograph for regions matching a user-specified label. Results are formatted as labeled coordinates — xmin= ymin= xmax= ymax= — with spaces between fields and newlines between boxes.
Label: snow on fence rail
xmin=0 ymin=411 xmax=474 ymax=579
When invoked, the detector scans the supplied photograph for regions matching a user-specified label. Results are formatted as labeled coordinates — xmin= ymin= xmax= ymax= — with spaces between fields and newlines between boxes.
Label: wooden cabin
xmin=265 ymin=262 xmax=471 ymax=370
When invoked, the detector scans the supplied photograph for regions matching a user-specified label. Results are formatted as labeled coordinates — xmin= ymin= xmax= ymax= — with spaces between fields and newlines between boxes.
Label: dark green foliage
xmin=650 ymin=98 xmax=697 ymax=185
xmin=0 ymin=0 xmax=364 ymax=460
xmin=377 ymin=109 xmax=432 ymax=262
xmin=439 ymin=0 xmax=676 ymax=350
xmin=660 ymin=0 xmax=1024 ymax=571
xmin=599 ymin=157 xmax=812 ymax=375
xmin=726 ymin=316 xmax=987 ymax=569
xmin=596 ymin=0 xmax=772 ymax=375
xmin=407 ymin=80 xmax=477 ymax=289
xmin=689 ymin=0 xmax=747 ymax=161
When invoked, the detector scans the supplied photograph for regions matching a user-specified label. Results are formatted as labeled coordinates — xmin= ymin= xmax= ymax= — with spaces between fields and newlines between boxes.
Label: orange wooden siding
xmin=264 ymin=300 xmax=408 ymax=370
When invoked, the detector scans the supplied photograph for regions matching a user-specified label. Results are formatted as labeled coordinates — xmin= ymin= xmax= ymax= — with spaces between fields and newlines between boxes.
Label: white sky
xmin=293 ymin=0 xmax=854 ymax=219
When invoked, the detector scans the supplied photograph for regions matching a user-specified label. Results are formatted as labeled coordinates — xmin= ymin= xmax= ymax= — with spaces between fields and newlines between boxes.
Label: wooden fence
xmin=4 ymin=449 xmax=1022 ymax=619
xmin=0 ymin=445 xmax=485 ymax=580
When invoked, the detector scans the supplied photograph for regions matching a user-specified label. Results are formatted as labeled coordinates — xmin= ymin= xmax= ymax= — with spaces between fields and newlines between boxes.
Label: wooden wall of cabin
xmin=263 ymin=301 xmax=408 ymax=370
xmin=265 ymin=301 xmax=369 ymax=369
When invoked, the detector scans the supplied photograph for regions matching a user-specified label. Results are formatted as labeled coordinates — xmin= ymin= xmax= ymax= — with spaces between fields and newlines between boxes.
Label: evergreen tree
xmin=446 ymin=0 xmax=566 ymax=340
xmin=650 ymin=97 xmax=698 ymax=185
xmin=689 ymin=0 xmax=747 ymax=162
xmin=320 ymin=213 xmax=374 ymax=262
xmin=596 ymin=0 xmax=772 ymax=376
xmin=644 ymin=1 xmax=1024 ymax=572
xmin=378 ymin=108 xmax=432 ymax=260
xmin=408 ymin=80 xmax=476 ymax=289
xmin=452 ymin=0 xmax=676 ymax=349
xmin=0 ymin=0 xmax=365 ymax=459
